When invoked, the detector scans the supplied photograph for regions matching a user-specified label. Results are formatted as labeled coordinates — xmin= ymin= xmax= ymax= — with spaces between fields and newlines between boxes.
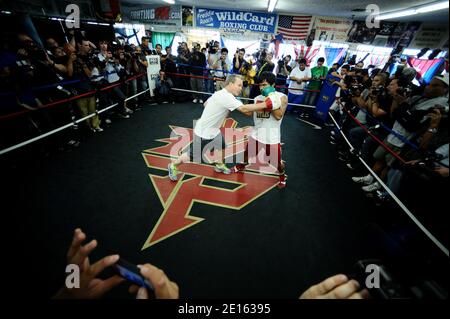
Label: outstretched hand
xmin=53 ymin=228 xmax=124 ymax=299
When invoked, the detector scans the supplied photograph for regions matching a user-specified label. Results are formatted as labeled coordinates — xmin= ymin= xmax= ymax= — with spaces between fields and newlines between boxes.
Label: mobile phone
xmin=113 ymin=258 xmax=154 ymax=292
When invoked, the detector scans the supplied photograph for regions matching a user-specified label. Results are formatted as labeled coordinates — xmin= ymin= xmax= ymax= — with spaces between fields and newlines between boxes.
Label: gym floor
xmin=3 ymin=100 xmax=447 ymax=298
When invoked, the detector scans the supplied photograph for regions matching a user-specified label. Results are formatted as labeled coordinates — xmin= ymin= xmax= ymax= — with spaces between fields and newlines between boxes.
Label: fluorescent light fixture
xmin=87 ymin=21 xmax=110 ymax=26
xmin=376 ymin=1 xmax=449 ymax=20
xmin=268 ymin=0 xmax=278 ymax=12
xmin=375 ymin=9 xmax=416 ymax=20
xmin=163 ymin=0 xmax=175 ymax=4
xmin=1 ymin=10 xmax=12 ymax=14
xmin=416 ymin=1 xmax=449 ymax=13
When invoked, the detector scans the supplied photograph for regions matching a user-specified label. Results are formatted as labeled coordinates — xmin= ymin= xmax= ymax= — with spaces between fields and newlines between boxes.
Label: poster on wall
xmin=395 ymin=22 xmax=422 ymax=48
xmin=124 ymin=4 xmax=182 ymax=28
xmin=182 ymin=6 xmax=194 ymax=26
xmin=310 ymin=16 xmax=352 ymax=42
xmin=371 ymin=21 xmax=398 ymax=46
xmin=347 ymin=20 xmax=378 ymax=44
xmin=409 ymin=25 xmax=449 ymax=49
xmin=195 ymin=7 xmax=277 ymax=34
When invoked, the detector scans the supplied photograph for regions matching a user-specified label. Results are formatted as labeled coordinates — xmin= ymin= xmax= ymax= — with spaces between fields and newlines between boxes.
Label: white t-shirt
xmin=288 ymin=67 xmax=311 ymax=95
xmin=194 ymin=89 xmax=243 ymax=139
xmin=250 ymin=92 xmax=285 ymax=144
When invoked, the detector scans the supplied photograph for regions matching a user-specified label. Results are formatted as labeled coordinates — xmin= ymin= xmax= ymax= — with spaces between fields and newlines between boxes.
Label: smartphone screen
xmin=113 ymin=259 xmax=154 ymax=292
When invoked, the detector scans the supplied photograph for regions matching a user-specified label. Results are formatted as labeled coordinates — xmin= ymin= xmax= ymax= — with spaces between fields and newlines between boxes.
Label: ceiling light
xmin=163 ymin=0 xmax=175 ymax=4
xmin=416 ymin=1 xmax=449 ymax=13
xmin=375 ymin=1 xmax=449 ymax=20
xmin=375 ymin=9 xmax=416 ymax=20
xmin=268 ymin=0 xmax=277 ymax=12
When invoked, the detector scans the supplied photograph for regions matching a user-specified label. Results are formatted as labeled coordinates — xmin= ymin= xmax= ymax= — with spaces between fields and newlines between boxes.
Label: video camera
xmin=277 ymin=57 xmax=286 ymax=67
xmin=344 ymin=75 xmax=365 ymax=97
xmin=207 ymin=40 xmax=218 ymax=54
xmin=371 ymin=85 xmax=385 ymax=96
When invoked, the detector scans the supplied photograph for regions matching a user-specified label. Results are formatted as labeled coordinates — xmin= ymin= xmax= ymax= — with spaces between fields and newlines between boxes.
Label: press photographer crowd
xmin=1 ymin=16 xmax=448 ymax=301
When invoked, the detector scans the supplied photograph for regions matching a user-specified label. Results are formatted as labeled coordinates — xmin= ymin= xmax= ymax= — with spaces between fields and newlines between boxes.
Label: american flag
xmin=277 ymin=15 xmax=312 ymax=40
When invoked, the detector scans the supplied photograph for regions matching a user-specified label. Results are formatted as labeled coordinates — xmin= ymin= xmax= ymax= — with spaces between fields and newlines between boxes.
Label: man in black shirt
xmin=189 ymin=42 xmax=206 ymax=103
xmin=232 ymin=48 xmax=247 ymax=74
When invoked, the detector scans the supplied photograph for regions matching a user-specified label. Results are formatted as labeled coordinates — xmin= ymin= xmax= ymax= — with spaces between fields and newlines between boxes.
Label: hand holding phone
xmin=113 ymin=258 xmax=154 ymax=292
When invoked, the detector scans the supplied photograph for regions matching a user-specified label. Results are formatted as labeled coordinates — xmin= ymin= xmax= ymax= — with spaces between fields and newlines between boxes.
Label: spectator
xmin=303 ymin=57 xmax=328 ymax=108
xmin=53 ymin=228 xmax=179 ymax=299
xmin=352 ymin=74 xmax=449 ymax=193
xmin=232 ymin=48 xmax=247 ymax=74
xmin=165 ymin=46 xmax=176 ymax=62
xmin=140 ymin=36 xmax=152 ymax=55
xmin=275 ymin=55 xmax=292 ymax=94
xmin=206 ymin=41 xmax=221 ymax=94
xmin=155 ymin=43 xmax=162 ymax=56
xmin=176 ymin=42 xmax=191 ymax=95
xmin=239 ymin=60 xmax=256 ymax=103
xmin=120 ymin=46 xmax=140 ymax=111
xmin=251 ymin=51 xmax=275 ymax=99
xmin=327 ymin=63 xmax=340 ymax=75
xmin=287 ymin=58 xmax=311 ymax=112
xmin=188 ymin=42 xmax=206 ymax=104
xmin=134 ymin=46 xmax=150 ymax=104
xmin=97 ymin=41 xmax=132 ymax=119
xmin=211 ymin=48 xmax=231 ymax=91
xmin=68 ymin=39 xmax=103 ymax=132
xmin=54 ymin=229 xmax=368 ymax=299
xmin=325 ymin=64 xmax=351 ymax=120
xmin=154 ymin=70 xmax=174 ymax=104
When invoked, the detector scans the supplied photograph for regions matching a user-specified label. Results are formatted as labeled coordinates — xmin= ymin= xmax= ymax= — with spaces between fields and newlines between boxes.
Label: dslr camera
xmin=207 ymin=40 xmax=218 ymax=54
xmin=371 ymin=85 xmax=385 ymax=96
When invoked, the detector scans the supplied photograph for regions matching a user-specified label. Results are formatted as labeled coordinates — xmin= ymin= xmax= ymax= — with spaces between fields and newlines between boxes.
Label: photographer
xmin=212 ymin=48 xmax=231 ymax=91
xmin=140 ymin=36 xmax=153 ymax=56
xmin=133 ymin=46 xmax=150 ymax=103
xmin=206 ymin=40 xmax=220 ymax=93
xmin=352 ymin=74 xmax=449 ymax=194
xmin=120 ymin=45 xmax=140 ymax=111
xmin=250 ymin=51 xmax=275 ymax=99
xmin=239 ymin=59 xmax=256 ymax=103
xmin=164 ymin=46 xmax=177 ymax=74
xmin=326 ymin=64 xmax=351 ymax=121
xmin=188 ymin=42 xmax=206 ymax=103
xmin=232 ymin=48 xmax=248 ymax=75
xmin=176 ymin=42 xmax=191 ymax=93
xmin=154 ymin=70 xmax=174 ymax=104
xmin=66 ymin=39 xmax=102 ymax=133
xmin=275 ymin=55 xmax=292 ymax=94
xmin=379 ymin=106 xmax=448 ymax=202
xmin=343 ymin=74 xmax=391 ymax=167
xmin=97 ymin=41 xmax=132 ymax=119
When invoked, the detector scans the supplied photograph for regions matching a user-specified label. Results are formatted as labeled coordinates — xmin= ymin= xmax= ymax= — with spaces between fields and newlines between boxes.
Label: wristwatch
xmin=428 ymin=127 xmax=438 ymax=134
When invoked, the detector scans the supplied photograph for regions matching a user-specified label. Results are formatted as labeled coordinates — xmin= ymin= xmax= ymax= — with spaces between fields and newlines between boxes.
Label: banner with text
xmin=310 ymin=16 xmax=353 ymax=42
xmin=125 ymin=5 xmax=182 ymax=28
xmin=195 ymin=7 xmax=277 ymax=34
xmin=410 ymin=25 xmax=449 ymax=49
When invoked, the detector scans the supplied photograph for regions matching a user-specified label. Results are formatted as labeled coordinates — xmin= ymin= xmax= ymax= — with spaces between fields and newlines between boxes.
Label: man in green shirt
xmin=303 ymin=57 xmax=328 ymax=110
